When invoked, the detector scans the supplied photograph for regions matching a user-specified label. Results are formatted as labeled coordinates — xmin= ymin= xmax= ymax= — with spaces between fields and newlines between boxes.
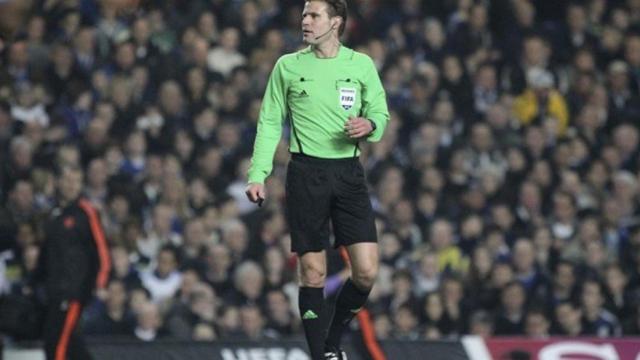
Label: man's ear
xmin=332 ymin=18 xmax=340 ymax=30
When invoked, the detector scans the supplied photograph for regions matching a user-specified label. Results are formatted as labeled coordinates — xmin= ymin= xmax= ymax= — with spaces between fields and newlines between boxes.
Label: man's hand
xmin=344 ymin=116 xmax=374 ymax=138
xmin=245 ymin=183 xmax=266 ymax=206
xmin=95 ymin=288 xmax=108 ymax=302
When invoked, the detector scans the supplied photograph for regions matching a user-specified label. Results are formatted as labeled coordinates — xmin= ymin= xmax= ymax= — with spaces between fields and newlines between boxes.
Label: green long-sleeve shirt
xmin=247 ymin=45 xmax=390 ymax=184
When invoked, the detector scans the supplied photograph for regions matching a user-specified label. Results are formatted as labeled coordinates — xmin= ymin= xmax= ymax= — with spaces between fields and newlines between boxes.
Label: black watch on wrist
xmin=367 ymin=119 xmax=377 ymax=135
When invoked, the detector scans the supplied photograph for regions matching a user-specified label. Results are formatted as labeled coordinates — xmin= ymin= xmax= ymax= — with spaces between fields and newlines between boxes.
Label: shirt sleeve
xmin=360 ymin=56 xmax=389 ymax=143
xmin=79 ymin=199 xmax=111 ymax=290
xmin=247 ymin=58 xmax=287 ymax=184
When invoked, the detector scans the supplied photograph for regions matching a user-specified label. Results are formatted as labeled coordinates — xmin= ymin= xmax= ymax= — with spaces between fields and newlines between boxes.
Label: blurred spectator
xmin=137 ymin=203 xmax=181 ymax=262
xmin=468 ymin=310 xmax=494 ymax=338
xmin=264 ymin=289 xmax=298 ymax=337
xmin=524 ymin=308 xmax=551 ymax=338
xmin=512 ymin=67 xmax=569 ymax=136
xmin=133 ymin=301 xmax=164 ymax=341
xmin=494 ymin=281 xmax=527 ymax=335
xmin=229 ymin=260 xmax=264 ymax=305
xmin=580 ymin=279 xmax=621 ymax=337
xmin=392 ymin=304 xmax=419 ymax=340
xmin=207 ymin=27 xmax=246 ymax=78
xmin=428 ymin=219 xmax=468 ymax=273
xmin=84 ymin=279 xmax=136 ymax=336
xmin=140 ymin=245 xmax=182 ymax=305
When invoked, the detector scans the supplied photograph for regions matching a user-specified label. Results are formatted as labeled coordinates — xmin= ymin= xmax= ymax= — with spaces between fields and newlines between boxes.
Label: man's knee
xmin=299 ymin=259 xmax=326 ymax=287
xmin=352 ymin=263 xmax=378 ymax=290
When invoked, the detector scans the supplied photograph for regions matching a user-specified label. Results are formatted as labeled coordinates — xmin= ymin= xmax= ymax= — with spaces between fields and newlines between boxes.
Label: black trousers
xmin=43 ymin=300 xmax=92 ymax=360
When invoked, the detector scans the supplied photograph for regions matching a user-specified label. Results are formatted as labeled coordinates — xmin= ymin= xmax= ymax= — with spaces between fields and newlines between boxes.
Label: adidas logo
xmin=299 ymin=90 xmax=309 ymax=97
xmin=302 ymin=310 xmax=318 ymax=320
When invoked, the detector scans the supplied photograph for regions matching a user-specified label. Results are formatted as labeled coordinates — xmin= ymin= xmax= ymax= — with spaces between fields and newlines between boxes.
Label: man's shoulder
xmin=344 ymin=47 xmax=375 ymax=66
xmin=277 ymin=47 xmax=313 ymax=64
xmin=348 ymin=48 xmax=372 ymax=62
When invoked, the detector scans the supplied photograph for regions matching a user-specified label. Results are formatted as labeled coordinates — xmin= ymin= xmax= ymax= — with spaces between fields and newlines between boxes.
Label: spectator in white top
xmin=141 ymin=245 xmax=183 ymax=304
xmin=207 ymin=27 xmax=246 ymax=78
xmin=11 ymin=83 xmax=49 ymax=127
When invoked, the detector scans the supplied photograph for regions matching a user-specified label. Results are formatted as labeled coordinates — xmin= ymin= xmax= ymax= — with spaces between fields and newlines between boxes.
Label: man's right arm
xmin=247 ymin=58 xmax=288 ymax=185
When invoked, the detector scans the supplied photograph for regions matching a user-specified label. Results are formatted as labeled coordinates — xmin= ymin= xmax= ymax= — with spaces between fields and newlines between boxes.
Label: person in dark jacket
xmin=36 ymin=166 xmax=111 ymax=360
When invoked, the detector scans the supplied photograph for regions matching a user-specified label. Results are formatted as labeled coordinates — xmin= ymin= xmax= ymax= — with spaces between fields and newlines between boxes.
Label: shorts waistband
xmin=290 ymin=153 xmax=359 ymax=165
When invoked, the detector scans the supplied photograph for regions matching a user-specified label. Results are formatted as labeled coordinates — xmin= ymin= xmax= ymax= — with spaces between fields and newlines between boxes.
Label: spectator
xmin=392 ymin=304 xmax=420 ymax=340
xmin=137 ymin=203 xmax=181 ymax=262
xmin=140 ymin=245 xmax=182 ymax=305
xmin=264 ymin=289 xmax=298 ymax=337
xmin=133 ymin=302 xmax=163 ymax=341
xmin=207 ymin=27 xmax=246 ymax=78
xmin=547 ymin=260 xmax=579 ymax=308
xmin=468 ymin=310 xmax=494 ymax=338
xmin=580 ymin=279 xmax=622 ymax=337
xmin=429 ymin=219 xmax=467 ymax=273
xmin=494 ymin=281 xmax=527 ymax=335
xmin=603 ymin=263 xmax=636 ymax=320
xmin=229 ymin=260 xmax=264 ymax=305
xmin=524 ymin=308 xmax=551 ymax=338
xmin=412 ymin=251 xmax=441 ymax=298
xmin=84 ymin=279 xmax=136 ymax=336
xmin=554 ymin=301 xmax=584 ymax=336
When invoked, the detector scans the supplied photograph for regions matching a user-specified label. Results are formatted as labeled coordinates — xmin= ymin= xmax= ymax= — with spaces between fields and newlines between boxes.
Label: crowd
xmin=1 ymin=0 xmax=640 ymax=344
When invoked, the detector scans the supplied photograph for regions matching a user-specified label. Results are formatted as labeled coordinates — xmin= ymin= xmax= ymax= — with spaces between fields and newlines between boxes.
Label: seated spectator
xmin=553 ymin=301 xmax=584 ymax=336
xmin=380 ymin=269 xmax=419 ymax=315
xmin=137 ymin=204 xmax=182 ymax=263
xmin=227 ymin=260 xmax=264 ymax=305
xmin=84 ymin=280 xmax=135 ymax=336
xmin=239 ymin=304 xmax=270 ymax=340
xmin=412 ymin=251 xmax=441 ymax=298
xmin=512 ymin=238 xmax=550 ymax=302
xmin=217 ymin=305 xmax=242 ymax=338
xmin=547 ymin=260 xmax=579 ymax=308
xmin=428 ymin=219 xmax=468 ymax=273
xmin=264 ymin=289 xmax=298 ymax=337
xmin=468 ymin=310 xmax=494 ymax=338
xmin=524 ymin=308 xmax=551 ymax=338
xmin=110 ymin=244 xmax=141 ymax=290
xmin=513 ymin=68 xmax=569 ymax=136
xmin=580 ymin=279 xmax=621 ymax=337
xmin=494 ymin=281 xmax=527 ymax=335
xmin=140 ymin=245 xmax=182 ymax=305
xmin=133 ymin=302 xmax=164 ymax=341
xmin=391 ymin=304 xmax=420 ymax=340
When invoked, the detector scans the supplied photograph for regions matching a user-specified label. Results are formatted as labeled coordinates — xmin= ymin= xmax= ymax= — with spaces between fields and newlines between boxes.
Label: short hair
xmin=315 ymin=0 xmax=348 ymax=36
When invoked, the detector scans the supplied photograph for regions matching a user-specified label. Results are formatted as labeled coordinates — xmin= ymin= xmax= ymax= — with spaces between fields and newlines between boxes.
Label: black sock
xmin=299 ymin=286 xmax=325 ymax=359
xmin=326 ymin=278 xmax=371 ymax=349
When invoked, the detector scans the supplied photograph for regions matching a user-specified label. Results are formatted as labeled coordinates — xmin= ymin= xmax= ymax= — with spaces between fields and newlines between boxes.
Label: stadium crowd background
xmin=2 ymin=0 xmax=640 ymax=344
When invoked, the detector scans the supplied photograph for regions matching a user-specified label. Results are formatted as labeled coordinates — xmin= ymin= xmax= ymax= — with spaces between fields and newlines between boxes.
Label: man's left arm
xmin=79 ymin=199 xmax=111 ymax=290
xmin=360 ymin=56 xmax=389 ymax=142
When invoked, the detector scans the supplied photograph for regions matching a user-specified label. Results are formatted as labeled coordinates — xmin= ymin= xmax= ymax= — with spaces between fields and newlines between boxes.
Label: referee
xmin=245 ymin=1 xmax=389 ymax=359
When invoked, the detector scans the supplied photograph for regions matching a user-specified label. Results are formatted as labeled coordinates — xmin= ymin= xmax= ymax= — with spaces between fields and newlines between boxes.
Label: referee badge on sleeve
xmin=339 ymin=88 xmax=356 ymax=110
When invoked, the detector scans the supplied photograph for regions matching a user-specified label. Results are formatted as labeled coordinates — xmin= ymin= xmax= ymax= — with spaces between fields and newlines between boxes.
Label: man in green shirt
xmin=245 ymin=1 xmax=389 ymax=359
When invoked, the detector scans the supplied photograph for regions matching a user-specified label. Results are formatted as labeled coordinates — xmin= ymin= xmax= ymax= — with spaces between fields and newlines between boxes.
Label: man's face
xmin=526 ymin=313 xmax=549 ymax=336
xmin=556 ymin=264 xmax=575 ymax=288
xmin=58 ymin=168 xmax=83 ymax=203
xmin=157 ymin=250 xmax=177 ymax=276
xmin=556 ymin=303 xmax=580 ymax=329
xmin=301 ymin=1 xmax=336 ymax=45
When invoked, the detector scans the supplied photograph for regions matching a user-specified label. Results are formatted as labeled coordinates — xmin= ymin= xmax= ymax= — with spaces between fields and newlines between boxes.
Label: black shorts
xmin=285 ymin=153 xmax=377 ymax=254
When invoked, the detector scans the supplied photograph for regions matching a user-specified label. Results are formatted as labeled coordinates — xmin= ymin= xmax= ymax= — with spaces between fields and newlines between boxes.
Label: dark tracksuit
xmin=37 ymin=198 xmax=111 ymax=360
